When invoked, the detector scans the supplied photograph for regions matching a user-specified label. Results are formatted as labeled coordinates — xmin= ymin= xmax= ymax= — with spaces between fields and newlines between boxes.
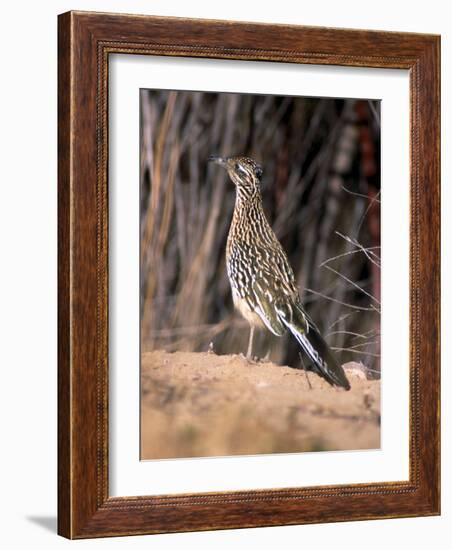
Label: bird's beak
xmin=208 ymin=155 xmax=227 ymax=167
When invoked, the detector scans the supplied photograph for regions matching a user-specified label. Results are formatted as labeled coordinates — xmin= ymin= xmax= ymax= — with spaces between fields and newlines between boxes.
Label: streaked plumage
xmin=209 ymin=155 xmax=350 ymax=390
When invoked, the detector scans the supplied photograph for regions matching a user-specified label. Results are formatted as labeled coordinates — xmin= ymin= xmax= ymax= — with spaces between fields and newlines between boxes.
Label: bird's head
xmin=208 ymin=155 xmax=263 ymax=197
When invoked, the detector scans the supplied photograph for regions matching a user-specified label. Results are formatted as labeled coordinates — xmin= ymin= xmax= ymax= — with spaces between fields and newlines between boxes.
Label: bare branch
xmin=305 ymin=288 xmax=377 ymax=312
xmin=321 ymin=264 xmax=381 ymax=305
xmin=331 ymin=347 xmax=381 ymax=358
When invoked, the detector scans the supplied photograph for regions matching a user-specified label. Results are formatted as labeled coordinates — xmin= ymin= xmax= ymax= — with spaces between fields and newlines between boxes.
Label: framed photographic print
xmin=58 ymin=11 xmax=440 ymax=538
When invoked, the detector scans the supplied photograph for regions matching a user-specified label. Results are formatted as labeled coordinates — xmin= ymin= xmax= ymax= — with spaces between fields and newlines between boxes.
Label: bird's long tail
xmin=277 ymin=302 xmax=351 ymax=390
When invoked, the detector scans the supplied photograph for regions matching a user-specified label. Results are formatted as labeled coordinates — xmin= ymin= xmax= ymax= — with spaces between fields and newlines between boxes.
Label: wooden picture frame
xmin=58 ymin=10 xmax=440 ymax=539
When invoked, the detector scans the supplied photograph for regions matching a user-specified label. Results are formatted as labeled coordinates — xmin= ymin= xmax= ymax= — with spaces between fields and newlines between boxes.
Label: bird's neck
xmin=234 ymin=188 xmax=263 ymax=217
xmin=234 ymin=186 xmax=262 ymax=211
xmin=228 ymin=188 xmax=270 ymax=244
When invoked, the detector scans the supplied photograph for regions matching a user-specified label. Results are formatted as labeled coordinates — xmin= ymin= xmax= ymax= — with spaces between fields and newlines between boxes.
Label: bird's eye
xmin=255 ymin=166 xmax=263 ymax=179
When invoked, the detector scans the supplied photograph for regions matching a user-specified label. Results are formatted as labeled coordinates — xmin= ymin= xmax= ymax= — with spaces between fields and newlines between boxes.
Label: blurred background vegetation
xmin=140 ymin=89 xmax=381 ymax=376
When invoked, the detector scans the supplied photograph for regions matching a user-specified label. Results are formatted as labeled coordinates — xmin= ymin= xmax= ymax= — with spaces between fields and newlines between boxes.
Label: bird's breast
xmin=231 ymin=290 xmax=266 ymax=329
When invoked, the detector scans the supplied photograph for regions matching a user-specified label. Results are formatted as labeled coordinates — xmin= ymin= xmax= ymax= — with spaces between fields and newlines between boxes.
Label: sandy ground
xmin=141 ymin=351 xmax=380 ymax=460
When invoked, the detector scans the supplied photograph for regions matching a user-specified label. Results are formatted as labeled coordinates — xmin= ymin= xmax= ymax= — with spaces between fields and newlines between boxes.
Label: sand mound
xmin=141 ymin=350 xmax=380 ymax=459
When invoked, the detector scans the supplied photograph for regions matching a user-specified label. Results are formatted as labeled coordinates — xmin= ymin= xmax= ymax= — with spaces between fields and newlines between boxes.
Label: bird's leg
xmin=246 ymin=325 xmax=255 ymax=360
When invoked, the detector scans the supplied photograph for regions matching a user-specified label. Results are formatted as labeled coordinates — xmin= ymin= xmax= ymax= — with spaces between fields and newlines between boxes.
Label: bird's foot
xmin=240 ymin=352 xmax=257 ymax=364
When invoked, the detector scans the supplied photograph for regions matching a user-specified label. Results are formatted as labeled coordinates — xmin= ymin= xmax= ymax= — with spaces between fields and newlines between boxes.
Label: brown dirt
xmin=141 ymin=351 xmax=380 ymax=460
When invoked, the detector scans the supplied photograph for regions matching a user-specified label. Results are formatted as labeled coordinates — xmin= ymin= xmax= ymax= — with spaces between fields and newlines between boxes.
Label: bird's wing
xmin=228 ymin=232 xmax=307 ymax=337
xmin=227 ymin=238 xmax=294 ymax=336
xmin=245 ymin=240 xmax=299 ymax=337
xmin=250 ymin=277 xmax=286 ymax=336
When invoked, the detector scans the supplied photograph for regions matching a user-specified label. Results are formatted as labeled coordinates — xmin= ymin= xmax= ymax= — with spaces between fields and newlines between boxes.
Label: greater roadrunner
xmin=209 ymin=155 xmax=351 ymax=390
